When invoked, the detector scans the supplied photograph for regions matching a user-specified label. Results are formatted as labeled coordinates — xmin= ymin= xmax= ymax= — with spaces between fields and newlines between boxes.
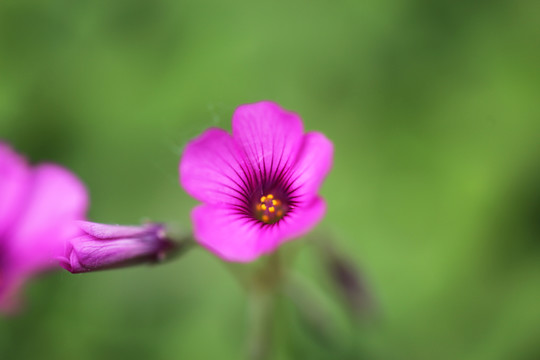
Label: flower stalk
xmin=245 ymin=251 xmax=283 ymax=360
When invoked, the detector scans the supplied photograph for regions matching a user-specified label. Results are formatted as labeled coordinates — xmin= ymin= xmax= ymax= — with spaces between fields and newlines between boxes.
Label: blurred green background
xmin=1 ymin=0 xmax=539 ymax=359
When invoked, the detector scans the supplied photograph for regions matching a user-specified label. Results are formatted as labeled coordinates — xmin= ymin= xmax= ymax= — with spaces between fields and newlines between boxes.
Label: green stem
xmin=282 ymin=271 xmax=338 ymax=343
xmin=247 ymin=288 xmax=275 ymax=360
xmin=246 ymin=251 xmax=283 ymax=360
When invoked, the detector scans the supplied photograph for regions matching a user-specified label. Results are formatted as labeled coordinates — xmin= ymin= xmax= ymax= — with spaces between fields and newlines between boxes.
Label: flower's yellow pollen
xmin=256 ymin=193 xmax=286 ymax=224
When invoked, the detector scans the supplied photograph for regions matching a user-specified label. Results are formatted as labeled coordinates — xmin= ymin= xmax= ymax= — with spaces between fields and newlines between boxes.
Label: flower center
xmin=255 ymin=194 xmax=287 ymax=224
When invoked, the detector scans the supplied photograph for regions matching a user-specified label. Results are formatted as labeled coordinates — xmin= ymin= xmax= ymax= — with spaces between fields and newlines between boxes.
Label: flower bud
xmin=59 ymin=221 xmax=175 ymax=273
xmin=321 ymin=244 xmax=374 ymax=318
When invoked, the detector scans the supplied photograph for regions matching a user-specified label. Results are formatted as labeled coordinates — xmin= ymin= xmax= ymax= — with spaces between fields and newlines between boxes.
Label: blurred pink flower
xmin=0 ymin=143 xmax=88 ymax=312
xmin=59 ymin=221 xmax=175 ymax=273
xmin=180 ymin=101 xmax=333 ymax=262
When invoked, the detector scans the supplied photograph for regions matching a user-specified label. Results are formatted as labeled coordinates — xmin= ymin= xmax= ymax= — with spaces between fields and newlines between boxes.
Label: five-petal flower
xmin=180 ymin=101 xmax=333 ymax=262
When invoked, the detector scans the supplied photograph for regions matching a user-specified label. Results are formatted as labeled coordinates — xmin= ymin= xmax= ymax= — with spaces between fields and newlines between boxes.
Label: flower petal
xmin=0 ymin=147 xmax=88 ymax=312
xmin=77 ymin=221 xmax=161 ymax=240
xmin=232 ymin=101 xmax=304 ymax=186
xmin=180 ymin=128 xmax=252 ymax=206
xmin=8 ymin=164 xmax=88 ymax=271
xmin=0 ymin=143 xmax=30 ymax=238
xmin=274 ymin=196 xmax=327 ymax=247
xmin=289 ymin=132 xmax=334 ymax=203
xmin=191 ymin=197 xmax=326 ymax=262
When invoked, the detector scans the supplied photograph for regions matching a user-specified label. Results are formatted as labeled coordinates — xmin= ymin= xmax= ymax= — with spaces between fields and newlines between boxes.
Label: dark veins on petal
xmin=220 ymin=139 xmax=304 ymax=227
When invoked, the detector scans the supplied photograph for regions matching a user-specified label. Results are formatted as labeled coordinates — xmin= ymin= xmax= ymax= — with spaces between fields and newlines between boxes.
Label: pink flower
xmin=0 ymin=143 xmax=88 ymax=312
xmin=59 ymin=221 xmax=175 ymax=273
xmin=180 ymin=101 xmax=333 ymax=262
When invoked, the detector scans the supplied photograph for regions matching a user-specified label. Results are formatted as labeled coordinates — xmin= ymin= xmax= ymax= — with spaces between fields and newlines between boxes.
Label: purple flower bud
xmin=59 ymin=221 xmax=175 ymax=273
xmin=324 ymin=249 xmax=373 ymax=318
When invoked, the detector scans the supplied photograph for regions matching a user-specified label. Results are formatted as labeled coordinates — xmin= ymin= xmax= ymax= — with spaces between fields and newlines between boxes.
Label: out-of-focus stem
xmin=155 ymin=234 xmax=196 ymax=264
xmin=247 ymin=288 xmax=275 ymax=360
xmin=282 ymin=271 xmax=338 ymax=343
xmin=246 ymin=251 xmax=282 ymax=360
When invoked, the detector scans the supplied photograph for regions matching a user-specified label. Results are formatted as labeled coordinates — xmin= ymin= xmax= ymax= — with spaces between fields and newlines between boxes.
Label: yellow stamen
xmin=257 ymin=193 xmax=286 ymax=224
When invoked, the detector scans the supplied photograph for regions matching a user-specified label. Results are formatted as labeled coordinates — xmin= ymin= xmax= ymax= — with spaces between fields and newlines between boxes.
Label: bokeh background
xmin=1 ymin=0 xmax=539 ymax=359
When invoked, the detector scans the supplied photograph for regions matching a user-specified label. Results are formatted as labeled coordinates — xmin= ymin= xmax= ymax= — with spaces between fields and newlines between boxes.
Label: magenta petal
xmin=0 ymin=150 xmax=88 ymax=312
xmin=232 ymin=101 xmax=304 ymax=177
xmin=191 ymin=204 xmax=270 ymax=262
xmin=192 ymin=197 xmax=326 ymax=262
xmin=273 ymin=196 xmax=327 ymax=246
xmin=8 ymin=164 xmax=88 ymax=272
xmin=290 ymin=132 xmax=334 ymax=202
xmin=0 ymin=144 xmax=30 ymax=237
xmin=180 ymin=128 xmax=250 ymax=205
